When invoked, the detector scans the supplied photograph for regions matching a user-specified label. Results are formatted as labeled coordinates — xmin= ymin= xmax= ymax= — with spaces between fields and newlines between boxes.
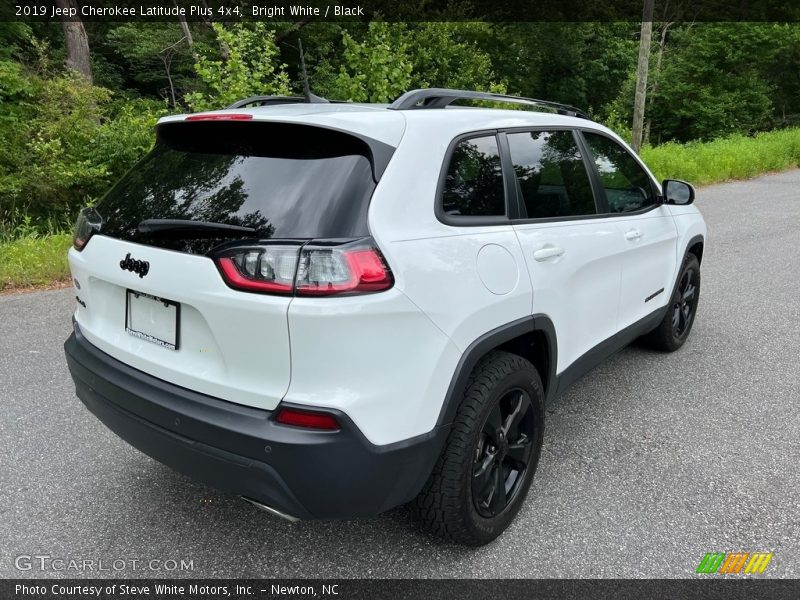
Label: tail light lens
xmin=296 ymin=246 xmax=393 ymax=295
xmin=216 ymin=245 xmax=299 ymax=294
xmin=275 ymin=407 xmax=340 ymax=431
xmin=73 ymin=207 xmax=102 ymax=251
xmin=214 ymin=238 xmax=393 ymax=297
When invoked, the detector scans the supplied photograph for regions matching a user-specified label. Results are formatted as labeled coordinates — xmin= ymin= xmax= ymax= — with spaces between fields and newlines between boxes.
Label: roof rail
xmin=388 ymin=88 xmax=589 ymax=119
xmin=226 ymin=95 xmax=330 ymax=109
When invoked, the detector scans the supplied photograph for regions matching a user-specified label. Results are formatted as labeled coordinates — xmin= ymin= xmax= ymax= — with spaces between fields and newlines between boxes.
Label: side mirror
xmin=662 ymin=179 xmax=695 ymax=205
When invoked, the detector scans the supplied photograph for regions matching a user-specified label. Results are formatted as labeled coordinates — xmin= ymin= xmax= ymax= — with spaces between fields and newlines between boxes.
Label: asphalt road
xmin=2 ymin=170 xmax=799 ymax=579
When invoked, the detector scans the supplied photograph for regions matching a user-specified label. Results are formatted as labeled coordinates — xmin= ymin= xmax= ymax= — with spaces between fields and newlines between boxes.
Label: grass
xmin=641 ymin=127 xmax=800 ymax=185
xmin=2 ymin=127 xmax=800 ymax=292
xmin=0 ymin=233 xmax=72 ymax=291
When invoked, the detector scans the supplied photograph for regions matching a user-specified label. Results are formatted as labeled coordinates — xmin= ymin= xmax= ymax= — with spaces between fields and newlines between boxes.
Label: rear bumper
xmin=64 ymin=323 xmax=448 ymax=519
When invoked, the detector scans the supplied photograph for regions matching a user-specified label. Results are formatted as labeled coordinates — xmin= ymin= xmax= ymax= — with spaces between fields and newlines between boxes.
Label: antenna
xmin=297 ymin=38 xmax=328 ymax=104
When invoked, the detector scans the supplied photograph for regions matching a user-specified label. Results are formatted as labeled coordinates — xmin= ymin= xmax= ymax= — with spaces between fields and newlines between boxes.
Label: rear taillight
xmin=213 ymin=239 xmax=393 ymax=297
xmin=73 ymin=207 xmax=102 ymax=251
xmin=216 ymin=245 xmax=299 ymax=295
xmin=275 ymin=407 xmax=340 ymax=431
xmin=296 ymin=246 xmax=393 ymax=296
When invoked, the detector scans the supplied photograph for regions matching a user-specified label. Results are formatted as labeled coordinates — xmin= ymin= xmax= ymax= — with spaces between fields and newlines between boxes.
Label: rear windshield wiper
xmin=138 ymin=219 xmax=257 ymax=236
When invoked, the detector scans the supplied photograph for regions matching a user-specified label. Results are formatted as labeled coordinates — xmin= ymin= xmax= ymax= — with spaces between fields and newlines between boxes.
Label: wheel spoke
xmin=488 ymin=464 xmax=506 ymax=515
xmin=683 ymin=283 xmax=696 ymax=302
xmin=484 ymin=403 xmax=503 ymax=443
xmin=506 ymin=434 xmax=531 ymax=468
xmin=502 ymin=392 xmax=529 ymax=438
xmin=472 ymin=453 xmax=495 ymax=500
xmin=678 ymin=305 xmax=687 ymax=330
xmin=672 ymin=306 xmax=680 ymax=328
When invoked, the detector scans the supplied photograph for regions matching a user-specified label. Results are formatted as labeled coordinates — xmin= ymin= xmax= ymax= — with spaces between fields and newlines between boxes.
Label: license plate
xmin=125 ymin=290 xmax=180 ymax=350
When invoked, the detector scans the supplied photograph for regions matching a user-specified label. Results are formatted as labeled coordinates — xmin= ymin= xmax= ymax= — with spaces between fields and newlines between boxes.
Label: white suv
xmin=64 ymin=88 xmax=706 ymax=545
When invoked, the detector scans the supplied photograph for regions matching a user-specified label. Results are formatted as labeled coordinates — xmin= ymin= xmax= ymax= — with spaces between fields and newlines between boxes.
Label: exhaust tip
xmin=241 ymin=496 xmax=301 ymax=523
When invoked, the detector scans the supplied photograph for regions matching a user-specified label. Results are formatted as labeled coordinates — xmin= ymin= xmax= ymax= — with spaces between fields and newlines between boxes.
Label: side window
xmin=582 ymin=132 xmax=657 ymax=213
xmin=441 ymin=135 xmax=506 ymax=217
xmin=506 ymin=130 xmax=596 ymax=219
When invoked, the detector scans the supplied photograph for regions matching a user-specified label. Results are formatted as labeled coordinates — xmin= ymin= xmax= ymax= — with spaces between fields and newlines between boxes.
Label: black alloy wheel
xmin=413 ymin=351 xmax=545 ymax=545
xmin=472 ymin=389 xmax=535 ymax=518
xmin=641 ymin=253 xmax=701 ymax=352
xmin=672 ymin=268 xmax=698 ymax=338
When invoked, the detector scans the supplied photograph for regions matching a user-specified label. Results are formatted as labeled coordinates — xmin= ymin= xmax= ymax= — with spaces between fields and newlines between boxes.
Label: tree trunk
xmin=173 ymin=0 xmax=198 ymax=60
xmin=54 ymin=0 xmax=92 ymax=84
xmin=631 ymin=0 xmax=654 ymax=153
xmin=644 ymin=21 xmax=671 ymax=145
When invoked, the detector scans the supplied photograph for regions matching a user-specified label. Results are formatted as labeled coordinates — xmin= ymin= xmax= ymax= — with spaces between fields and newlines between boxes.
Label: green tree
xmin=185 ymin=23 xmax=291 ymax=110
xmin=327 ymin=22 xmax=413 ymax=103
xmin=647 ymin=24 xmax=777 ymax=142
xmin=323 ymin=22 xmax=503 ymax=103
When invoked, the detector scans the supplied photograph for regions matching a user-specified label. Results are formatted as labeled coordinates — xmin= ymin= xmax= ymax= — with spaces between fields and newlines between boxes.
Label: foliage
xmin=644 ymin=24 xmax=778 ymax=142
xmin=106 ymin=23 xmax=194 ymax=105
xmin=327 ymin=22 xmax=413 ymax=103
xmin=641 ymin=128 xmax=800 ymax=185
xmin=0 ymin=69 xmax=164 ymax=227
xmin=185 ymin=23 xmax=291 ymax=110
xmin=3 ymin=19 xmax=800 ymax=263
xmin=322 ymin=22 xmax=503 ymax=103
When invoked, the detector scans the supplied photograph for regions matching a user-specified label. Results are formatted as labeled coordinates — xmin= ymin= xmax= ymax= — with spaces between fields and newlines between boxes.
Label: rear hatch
xmin=69 ymin=117 xmax=395 ymax=410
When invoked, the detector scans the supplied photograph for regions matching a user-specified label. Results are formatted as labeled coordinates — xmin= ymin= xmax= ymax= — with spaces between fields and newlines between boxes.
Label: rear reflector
xmin=185 ymin=113 xmax=253 ymax=122
xmin=275 ymin=408 xmax=340 ymax=431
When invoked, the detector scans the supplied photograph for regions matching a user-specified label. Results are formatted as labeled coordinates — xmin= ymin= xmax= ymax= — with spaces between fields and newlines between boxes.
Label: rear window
xmin=95 ymin=121 xmax=381 ymax=253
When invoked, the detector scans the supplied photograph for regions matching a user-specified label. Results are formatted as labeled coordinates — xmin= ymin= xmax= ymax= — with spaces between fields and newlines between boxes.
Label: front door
xmin=579 ymin=131 xmax=678 ymax=329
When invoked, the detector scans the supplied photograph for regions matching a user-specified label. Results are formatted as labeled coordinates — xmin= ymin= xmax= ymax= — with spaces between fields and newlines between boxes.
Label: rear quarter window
xmin=440 ymin=135 xmax=506 ymax=218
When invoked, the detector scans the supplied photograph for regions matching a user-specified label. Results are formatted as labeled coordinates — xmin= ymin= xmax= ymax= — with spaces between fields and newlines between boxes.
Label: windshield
xmin=95 ymin=121 xmax=381 ymax=253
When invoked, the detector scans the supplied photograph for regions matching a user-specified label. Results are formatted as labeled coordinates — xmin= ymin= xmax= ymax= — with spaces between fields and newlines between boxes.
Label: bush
xmin=641 ymin=128 xmax=800 ymax=185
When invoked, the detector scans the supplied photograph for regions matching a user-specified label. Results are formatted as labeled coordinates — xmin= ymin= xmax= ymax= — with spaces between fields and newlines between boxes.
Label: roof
xmin=156 ymin=98 xmax=616 ymax=149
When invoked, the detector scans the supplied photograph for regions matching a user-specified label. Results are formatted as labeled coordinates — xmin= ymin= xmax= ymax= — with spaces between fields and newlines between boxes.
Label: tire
xmin=413 ymin=350 xmax=545 ymax=546
xmin=642 ymin=253 xmax=701 ymax=352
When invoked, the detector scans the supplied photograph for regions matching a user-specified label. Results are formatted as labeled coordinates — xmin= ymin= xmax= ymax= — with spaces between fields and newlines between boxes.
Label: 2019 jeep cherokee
xmin=64 ymin=88 xmax=706 ymax=545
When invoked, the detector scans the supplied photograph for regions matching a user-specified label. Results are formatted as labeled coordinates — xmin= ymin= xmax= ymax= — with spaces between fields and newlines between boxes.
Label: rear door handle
xmin=533 ymin=246 xmax=565 ymax=261
xmin=625 ymin=229 xmax=642 ymax=241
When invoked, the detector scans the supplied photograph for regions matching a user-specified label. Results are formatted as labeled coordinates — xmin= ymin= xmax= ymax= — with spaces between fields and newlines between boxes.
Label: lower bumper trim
xmin=64 ymin=323 xmax=448 ymax=519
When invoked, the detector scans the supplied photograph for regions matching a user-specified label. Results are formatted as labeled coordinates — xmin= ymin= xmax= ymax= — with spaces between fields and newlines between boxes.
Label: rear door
xmin=507 ymin=129 xmax=625 ymax=373
xmin=69 ymin=119 xmax=385 ymax=410
xmin=579 ymin=131 xmax=678 ymax=329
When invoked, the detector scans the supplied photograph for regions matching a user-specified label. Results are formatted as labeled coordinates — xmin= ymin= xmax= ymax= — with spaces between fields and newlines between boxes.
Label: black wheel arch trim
xmin=435 ymin=314 xmax=558 ymax=430
xmin=684 ymin=234 xmax=705 ymax=263
xmin=674 ymin=234 xmax=705 ymax=296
